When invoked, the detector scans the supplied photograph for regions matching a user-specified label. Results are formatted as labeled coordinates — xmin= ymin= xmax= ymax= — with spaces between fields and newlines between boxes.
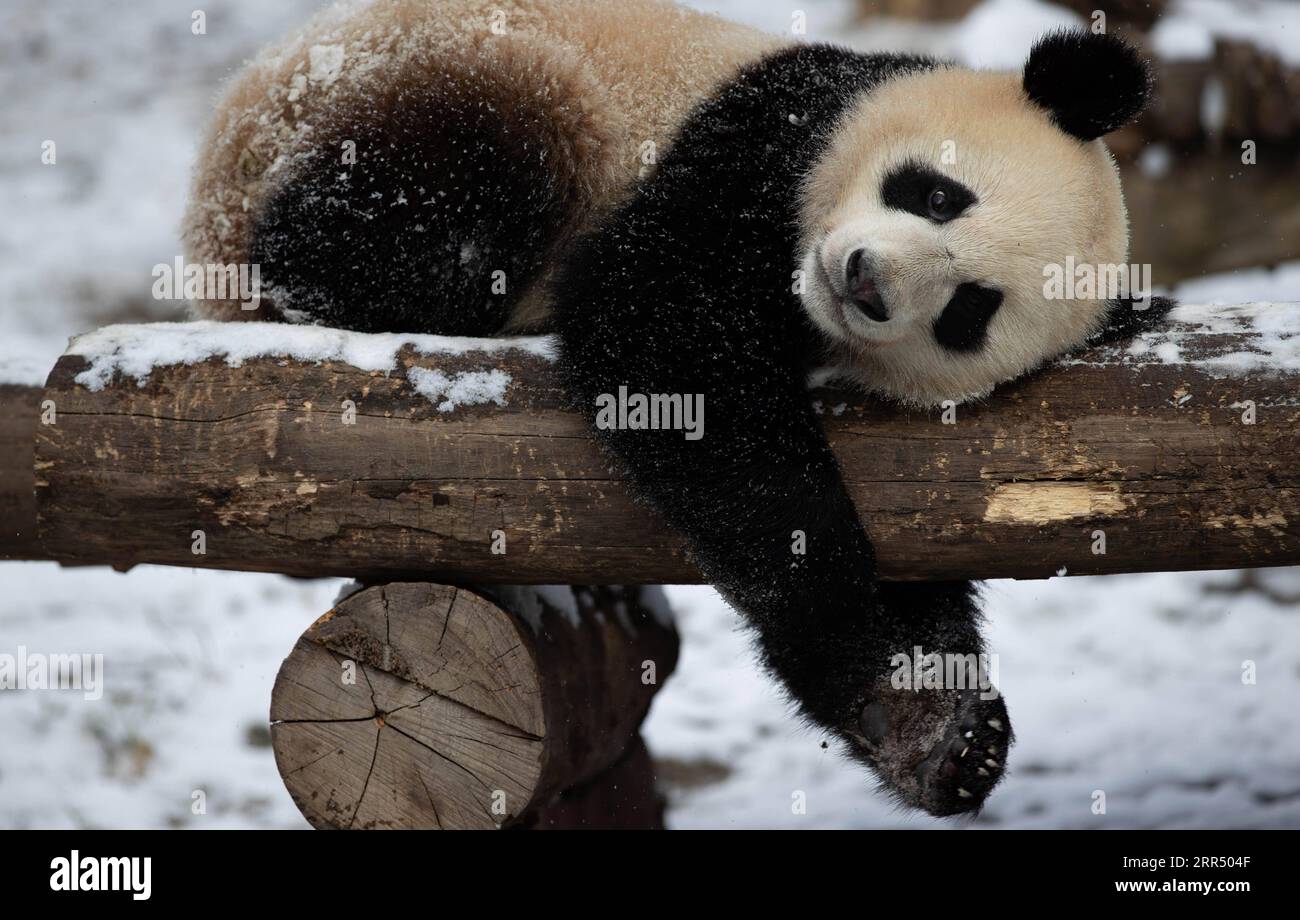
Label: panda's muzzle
xmin=845 ymin=248 xmax=889 ymax=322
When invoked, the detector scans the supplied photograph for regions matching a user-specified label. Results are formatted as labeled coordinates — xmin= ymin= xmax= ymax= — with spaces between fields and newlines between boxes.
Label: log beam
xmin=25 ymin=304 xmax=1300 ymax=582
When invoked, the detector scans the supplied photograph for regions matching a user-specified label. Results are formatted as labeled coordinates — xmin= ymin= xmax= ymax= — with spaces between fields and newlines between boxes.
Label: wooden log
xmin=270 ymin=582 xmax=677 ymax=829
xmin=27 ymin=308 xmax=1300 ymax=582
xmin=1120 ymin=154 xmax=1300 ymax=289
xmin=0 ymin=383 xmax=40 ymax=560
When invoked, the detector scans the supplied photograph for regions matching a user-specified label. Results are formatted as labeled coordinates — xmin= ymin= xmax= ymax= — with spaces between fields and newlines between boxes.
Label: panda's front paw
xmin=851 ymin=683 xmax=1013 ymax=818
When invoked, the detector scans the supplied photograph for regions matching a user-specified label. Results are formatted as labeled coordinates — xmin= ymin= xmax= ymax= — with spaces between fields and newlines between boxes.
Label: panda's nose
xmin=845 ymin=248 xmax=888 ymax=322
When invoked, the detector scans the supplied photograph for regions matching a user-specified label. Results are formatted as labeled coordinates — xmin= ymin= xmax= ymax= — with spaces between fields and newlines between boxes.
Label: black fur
xmin=554 ymin=45 xmax=1009 ymax=816
xmin=251 ymin=72 xmax=569 ymax=335
xmin=881 ymin=160 xmax=977 ymax=223
xmin=1023 ymin=30 xmax=1153 ymax=141
xmin=934 ymin=283 xmax=1003 ymax=352
xmin=1091 ymin=294 xmax=1177 ymax=345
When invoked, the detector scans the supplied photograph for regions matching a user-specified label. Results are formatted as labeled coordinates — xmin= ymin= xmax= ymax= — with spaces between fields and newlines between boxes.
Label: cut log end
xmin=270 ymin=582 xmax=677 ymax=830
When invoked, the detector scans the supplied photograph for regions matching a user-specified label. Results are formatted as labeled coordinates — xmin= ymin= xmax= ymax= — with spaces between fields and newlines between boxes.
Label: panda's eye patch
xmin=881 ymin=161 xmax=976 ymax=224
xmin=934 ymin=282 xmax=1002 ymax=352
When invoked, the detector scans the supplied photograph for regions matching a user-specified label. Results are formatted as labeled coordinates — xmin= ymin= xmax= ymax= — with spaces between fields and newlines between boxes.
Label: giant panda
xmin=184 ymin=0 xmax=1172 ymax=817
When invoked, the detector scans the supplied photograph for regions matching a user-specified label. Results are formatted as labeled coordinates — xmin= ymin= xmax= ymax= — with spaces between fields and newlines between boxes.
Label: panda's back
xmin=183 ymin=0 xmax=785 ymax=331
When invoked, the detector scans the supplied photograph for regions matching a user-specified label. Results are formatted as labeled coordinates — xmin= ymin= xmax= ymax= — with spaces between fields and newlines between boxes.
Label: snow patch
xmin=951 ymin=0 xmax=1082 ymax=69
xmin=407 ymin=366 xmax=510 ymax=413
xmin=307 ymin=43 xmax=345 ymax=85
xmin=0 ymin=344 xmax=51 ymax=387
xmin=65 ymin=321 xmax=555 ymax=391
xmin=487 ymin=586 xmax=582 ymax=631
xmin=1153 ymin=0 xmax=1300 ymax=67
xmin=1174 ymin=262 xmax=1300 ymax=305
xmin=1151 ymin=14 xmax=1215 ymax=61
xmin=332 ymin=580 xmax=365 ymax=607
xmin=1132 ymin=301 xmax=1300 ymax=376
xmin=1153 ymin=340 xmax=1184 ymax=365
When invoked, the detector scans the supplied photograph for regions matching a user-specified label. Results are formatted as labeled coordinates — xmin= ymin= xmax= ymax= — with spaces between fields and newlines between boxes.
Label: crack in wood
xmin=414 ymin=766 xmax=444 ymax=830
xmin=272 ymin=716 xmax=377 ymax=726
xmin=385 ymin=721 xmax=497 ymax=799
xmin=306 ymin=611 xmax=545 ymax=741
xmin=47 ymin=405 xmax=594 ymax=436
xmin=436 ymin=589 xmax=456 ymax=655
xmin=277 ymin=745 xmax=345 ymax=777
xmin=347 ymin=724 xmax=383 ymax=830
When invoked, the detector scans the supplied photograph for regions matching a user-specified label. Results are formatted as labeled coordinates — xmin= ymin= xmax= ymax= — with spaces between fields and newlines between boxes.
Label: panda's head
xmin=799 ymin=31 xmax=1162 ymax=406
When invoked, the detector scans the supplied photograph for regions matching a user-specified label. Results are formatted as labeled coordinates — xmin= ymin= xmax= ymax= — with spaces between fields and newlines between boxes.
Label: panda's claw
xmin=853 ymin=684 xmax=1013 ymax=818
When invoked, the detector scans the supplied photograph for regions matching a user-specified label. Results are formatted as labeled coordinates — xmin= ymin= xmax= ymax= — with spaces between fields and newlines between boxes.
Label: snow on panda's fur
xmin=184 ymin=0 xmax=1171 ymax=817
xmin=184 ymin=0 xmax=783 ymax=331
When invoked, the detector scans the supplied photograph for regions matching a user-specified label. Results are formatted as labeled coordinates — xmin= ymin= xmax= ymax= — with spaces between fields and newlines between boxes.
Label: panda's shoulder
xmin=661 ymin=44 xmax=943 ymax=178
xmin=724 ymin=44 xmax=942 ymax=112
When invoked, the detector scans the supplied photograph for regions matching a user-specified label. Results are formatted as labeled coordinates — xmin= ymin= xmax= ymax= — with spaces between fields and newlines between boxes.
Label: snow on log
xmin=270 ymin=582 xmax=677 ymax=829
xmin=27 ymin=305 xmax=1300 ymax=581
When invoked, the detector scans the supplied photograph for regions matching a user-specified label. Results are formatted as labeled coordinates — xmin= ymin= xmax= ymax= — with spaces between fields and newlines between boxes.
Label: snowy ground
xmin=2 ymin=0 xmax=1299 ymax=829
xmin=4 ymin=562 xmax=1299 ymax=830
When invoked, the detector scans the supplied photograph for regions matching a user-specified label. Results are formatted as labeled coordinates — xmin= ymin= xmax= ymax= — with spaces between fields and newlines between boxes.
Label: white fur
xmin=800 ymin=68 xmax=1130 ymax=407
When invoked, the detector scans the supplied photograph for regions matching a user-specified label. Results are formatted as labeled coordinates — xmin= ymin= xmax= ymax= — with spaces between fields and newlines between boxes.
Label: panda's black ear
xmin=1023 ymin=30 xmax=1153 ymax=141
xmin=1089 ymin=295 xmax=1176 ymax=346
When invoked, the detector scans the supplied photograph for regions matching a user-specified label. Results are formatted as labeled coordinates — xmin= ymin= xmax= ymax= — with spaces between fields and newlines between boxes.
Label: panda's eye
xmin=927 ymin=188 xmax=951 ymax=219
xmin=881 ymin=162 xmax=977 ymax=224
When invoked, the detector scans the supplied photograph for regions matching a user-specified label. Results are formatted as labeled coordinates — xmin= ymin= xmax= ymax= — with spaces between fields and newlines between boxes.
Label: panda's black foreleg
xmin=555 ymin=264 xmax=1011 ymax=816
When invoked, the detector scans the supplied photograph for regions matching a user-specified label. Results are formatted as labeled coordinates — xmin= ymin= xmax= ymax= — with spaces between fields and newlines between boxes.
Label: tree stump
xmin=270 ymin=582 xmax=678 ymax=829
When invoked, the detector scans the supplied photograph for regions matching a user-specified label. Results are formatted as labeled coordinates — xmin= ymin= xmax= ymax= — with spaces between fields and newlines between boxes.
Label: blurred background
xmin=0 ymin=0 xmax=1297 ymax=828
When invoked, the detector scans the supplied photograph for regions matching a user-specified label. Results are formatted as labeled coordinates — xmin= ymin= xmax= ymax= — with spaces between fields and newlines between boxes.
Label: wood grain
xmin=27 ymin=305 xmax=1300 ymax=581
xmin=0 ymin=384 xmax=40 ymax=560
